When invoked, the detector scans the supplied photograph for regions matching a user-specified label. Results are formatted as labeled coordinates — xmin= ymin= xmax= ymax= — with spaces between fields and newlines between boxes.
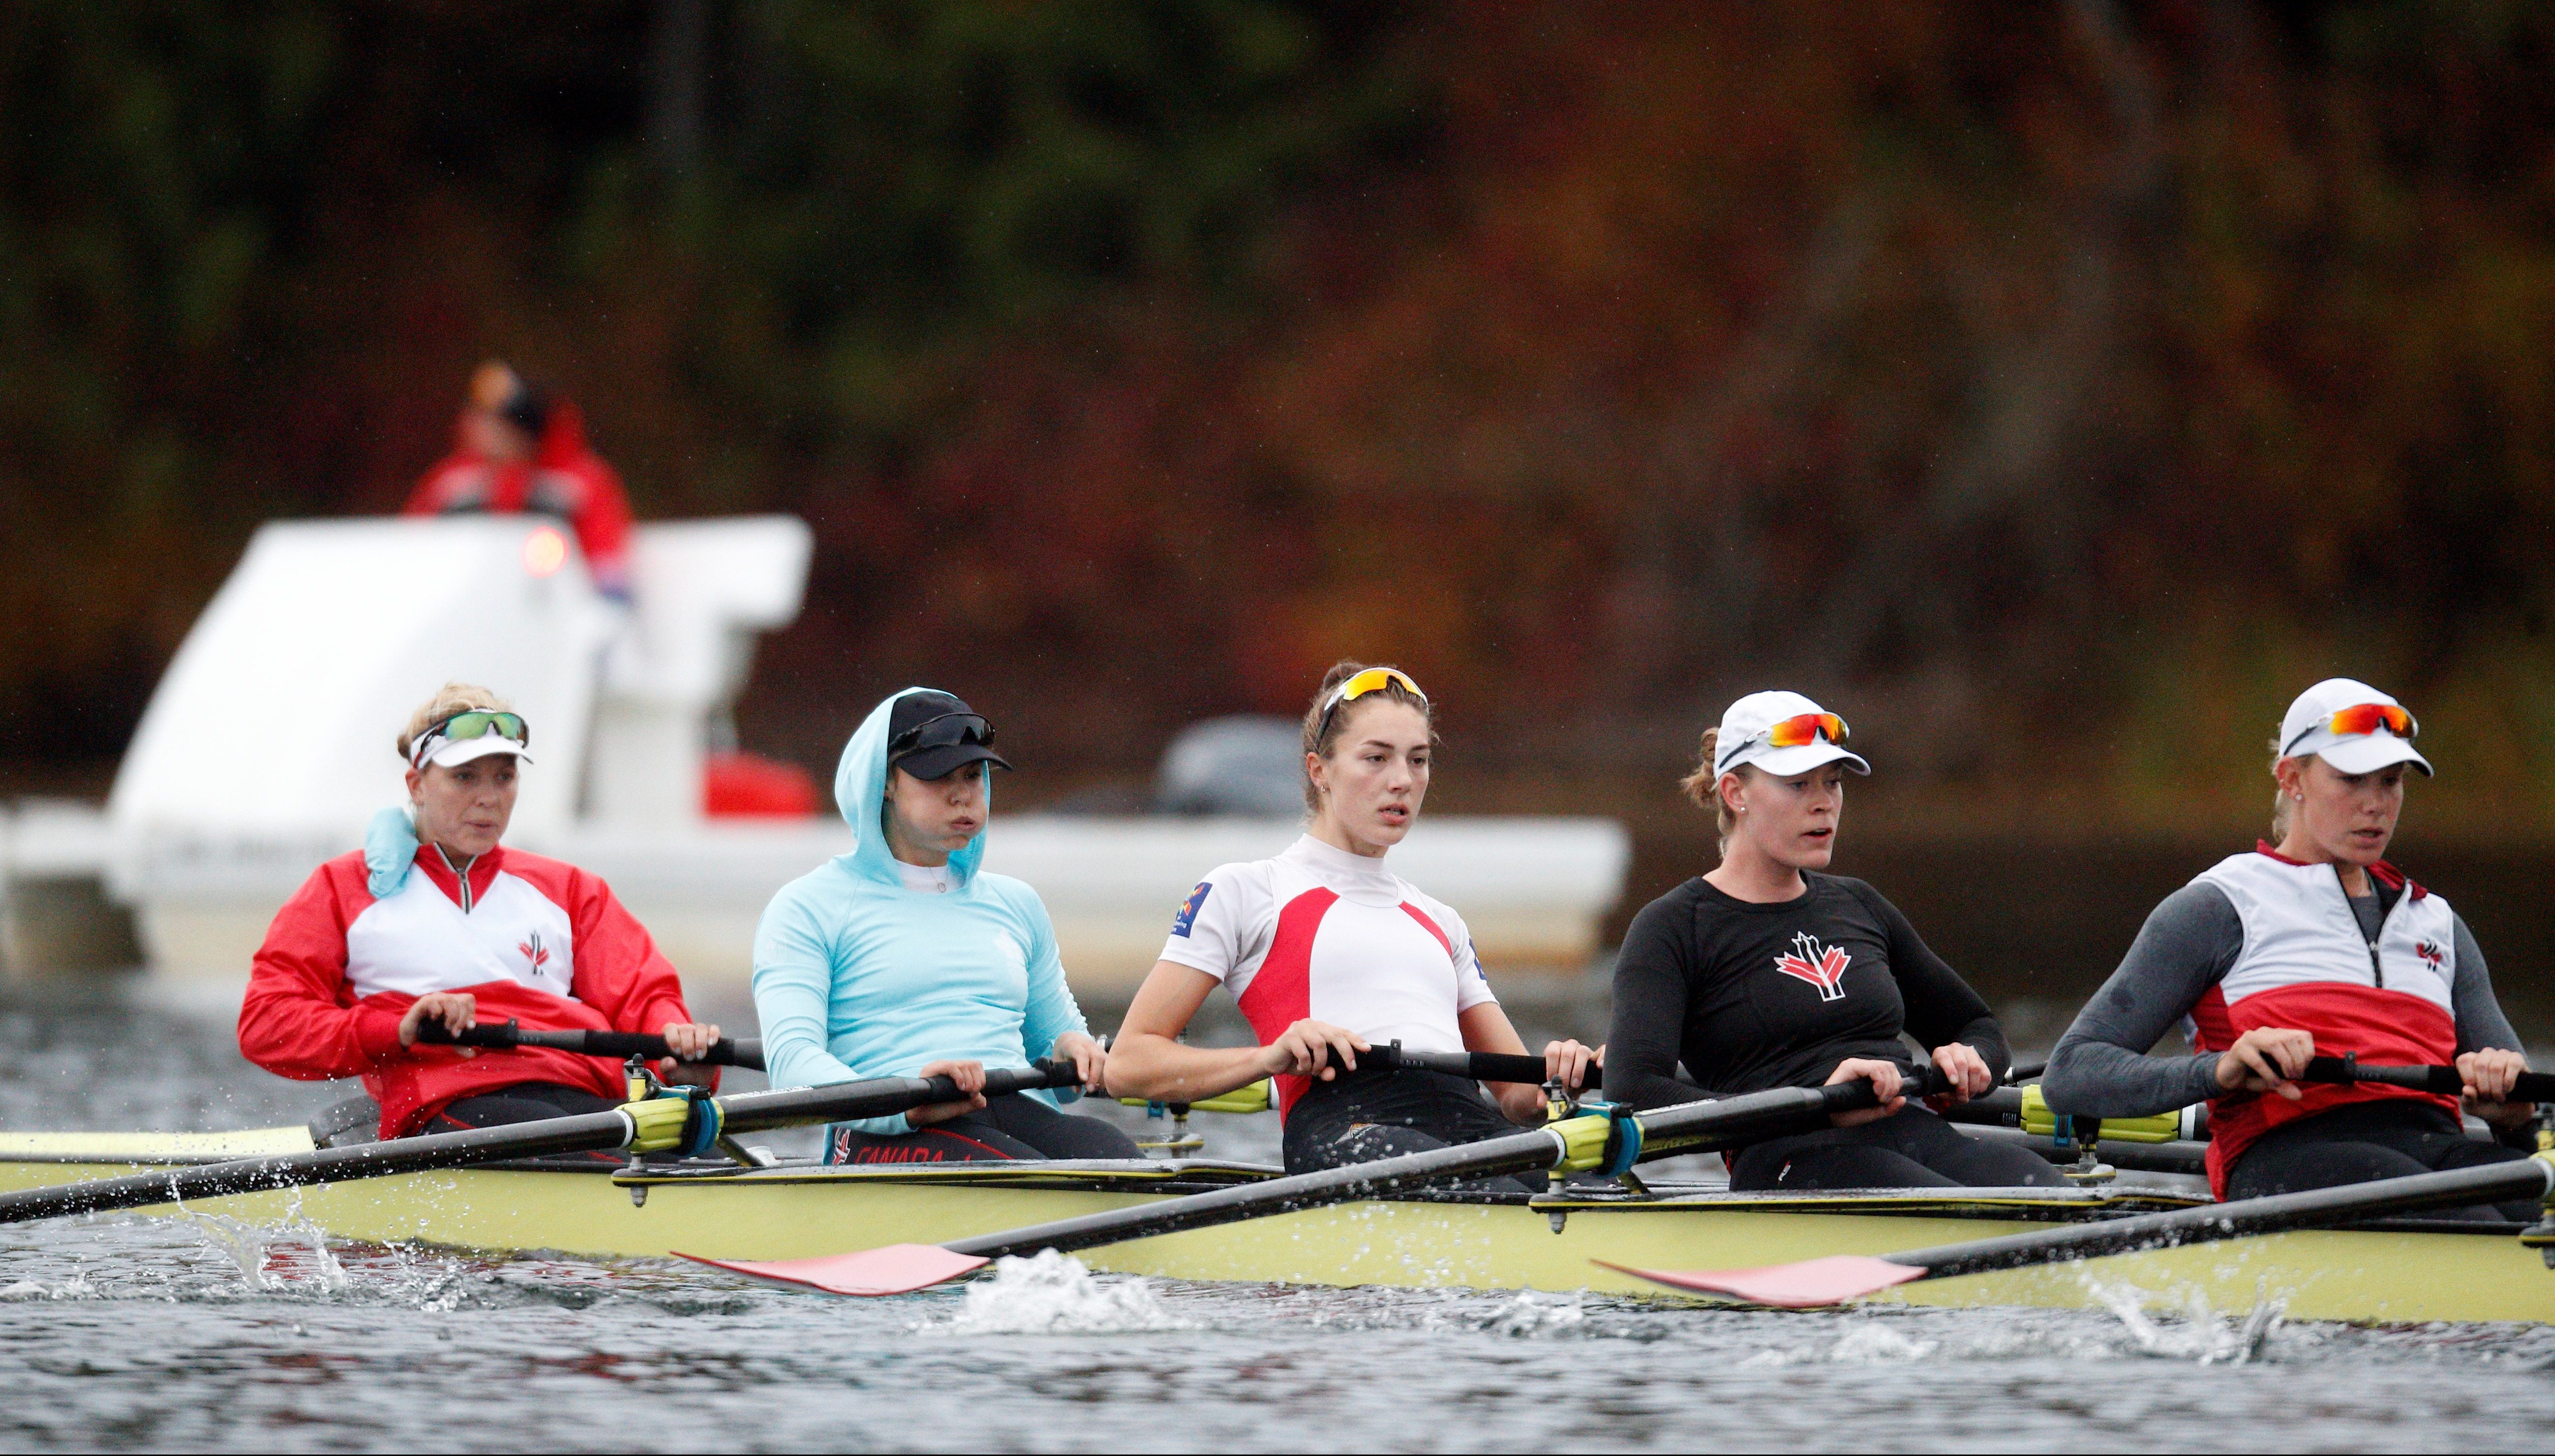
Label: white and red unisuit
xmin=1157 ymin=834 xmax=1496 ymax=1116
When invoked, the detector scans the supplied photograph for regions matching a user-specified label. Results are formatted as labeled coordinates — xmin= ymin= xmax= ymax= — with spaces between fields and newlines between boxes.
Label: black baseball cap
xmin=886 ymin=691 xmax=1012 ymax=781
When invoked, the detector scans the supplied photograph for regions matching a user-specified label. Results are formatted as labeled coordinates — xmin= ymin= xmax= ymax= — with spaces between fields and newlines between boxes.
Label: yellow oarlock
xmin=622 ymin=1095 xmax=697 ymax=1154
xmin=1550 ymin=1111 xmax=1617 ymax=1174
xmin=2019 ymin=1085 xmax=2187 ymax=1145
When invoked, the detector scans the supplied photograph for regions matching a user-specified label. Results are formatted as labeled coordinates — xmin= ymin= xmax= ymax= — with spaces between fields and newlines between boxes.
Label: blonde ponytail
xmin=1678 ymin=727 xmax=1742 ymax=850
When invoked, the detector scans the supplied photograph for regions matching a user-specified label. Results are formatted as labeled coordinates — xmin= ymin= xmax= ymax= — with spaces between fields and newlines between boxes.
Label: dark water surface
xmin=2 ymin=998 xmax=2553 ymax=1453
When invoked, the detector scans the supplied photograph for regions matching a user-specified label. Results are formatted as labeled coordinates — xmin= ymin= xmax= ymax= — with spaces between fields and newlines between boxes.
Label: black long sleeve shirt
xmin=1606 ymin=873 xmax=2010 ymax=1110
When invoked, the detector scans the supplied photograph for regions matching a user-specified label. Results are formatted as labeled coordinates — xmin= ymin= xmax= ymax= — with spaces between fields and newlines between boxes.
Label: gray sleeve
xmin=2040 ymin=882 xmax=2240 ymax=1118
xmin=2450 ymin=913 xmax=2525 ymax=1053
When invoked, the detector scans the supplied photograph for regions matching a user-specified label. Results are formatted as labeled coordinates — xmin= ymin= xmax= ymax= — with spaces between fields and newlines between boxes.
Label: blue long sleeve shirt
xmin=751 ymin=688 xmax=1090 ymax=1135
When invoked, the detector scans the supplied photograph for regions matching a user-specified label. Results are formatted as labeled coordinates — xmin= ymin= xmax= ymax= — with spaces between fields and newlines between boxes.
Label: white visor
xmin=1712 ymin=690 xmax=1871 ymax=779
xmin=415 ymin=732 xmax=533 ymax=771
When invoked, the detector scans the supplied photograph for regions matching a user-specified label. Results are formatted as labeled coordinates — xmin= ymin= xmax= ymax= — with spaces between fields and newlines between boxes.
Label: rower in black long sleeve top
xmin=1608 ymin=873 xmax=2061 ymax=1190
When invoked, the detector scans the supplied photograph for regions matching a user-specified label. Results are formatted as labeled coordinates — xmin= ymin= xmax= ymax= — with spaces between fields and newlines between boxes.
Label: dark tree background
xmin=6 ymin=0 xmax=2553 ymax=833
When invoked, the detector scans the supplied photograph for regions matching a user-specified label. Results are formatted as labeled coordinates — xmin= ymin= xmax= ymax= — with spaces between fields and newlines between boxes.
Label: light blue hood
xmin=834 ymin=686 xmax=992 ymax=889
xmin=755 ymin=684 xmax=1090 ymax=1135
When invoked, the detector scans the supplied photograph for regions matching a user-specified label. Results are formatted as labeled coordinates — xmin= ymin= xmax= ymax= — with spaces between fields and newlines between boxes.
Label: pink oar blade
xmin=675 ymin=1244 xmax=989 ymax=1297
xmin=1593 ymin=1254 xmax=1926 ymax=1308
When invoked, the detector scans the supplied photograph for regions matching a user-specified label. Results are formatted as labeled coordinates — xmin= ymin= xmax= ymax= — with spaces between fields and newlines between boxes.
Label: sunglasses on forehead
xmin=2282 ymin=702 xmax=2417 ymax=756
xmin=409 ymin=709 xmax=529 ymax=767
xmin=1315 ymin=667 xmax=1428 ymax=734
xmin=1717 ymin=711 xmax=1849 ymax=773
xmin=889 ymin=711 xmax=996 ymax=758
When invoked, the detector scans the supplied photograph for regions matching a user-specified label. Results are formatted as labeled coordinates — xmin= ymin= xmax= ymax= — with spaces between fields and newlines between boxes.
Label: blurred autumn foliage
xmin=6 ymin=0 xmax=2555 ymax=829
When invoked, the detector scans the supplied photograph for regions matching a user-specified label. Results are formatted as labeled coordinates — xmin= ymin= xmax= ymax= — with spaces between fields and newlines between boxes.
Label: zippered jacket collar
xmin=2251 ymin=840 xmax=2426 ymax=899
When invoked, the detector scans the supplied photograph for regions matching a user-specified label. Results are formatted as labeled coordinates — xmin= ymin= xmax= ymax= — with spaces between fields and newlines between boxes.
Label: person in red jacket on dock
xmin=239 ymin=683 xmax=722 ymax=1140
xmin=405 ymin=362 xmax=637 ymax=600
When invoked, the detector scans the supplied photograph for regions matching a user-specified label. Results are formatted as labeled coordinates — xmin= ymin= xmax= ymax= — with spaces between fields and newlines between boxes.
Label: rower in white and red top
xmin=2043 ymin=678 xmax=2540 ymax=1218
xmin=1103 ymin=663 xmax=1598 ymax=1180
xmin=238 ymin=683 xmax=724 ymax=1142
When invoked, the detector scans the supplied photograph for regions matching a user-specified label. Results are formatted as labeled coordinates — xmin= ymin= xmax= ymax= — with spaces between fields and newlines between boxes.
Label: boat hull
xmin=3 ymin=1143 xmax=2546 ymax=1325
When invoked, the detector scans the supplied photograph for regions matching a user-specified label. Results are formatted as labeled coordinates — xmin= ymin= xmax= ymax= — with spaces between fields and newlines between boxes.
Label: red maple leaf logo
xmin=2414 ymin=939 xmax=2445 ymax=970
xmin=1772 ymin=932 xmax=1852 ymax=1003
xmin=518 ymin=932 xmax=550 ymax=973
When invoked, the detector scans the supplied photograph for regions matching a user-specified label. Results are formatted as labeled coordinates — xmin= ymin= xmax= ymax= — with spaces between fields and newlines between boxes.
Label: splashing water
xmin=184 ymin=1213 xmax=351 ymax=1297
xmin=2084 ymin=1276 xmax=2284 ymax=1365
xmin=924 ymin=1250 xmax=1194 ymax=1336
xmin=1477 ymin=1290 xmax=1588 ymax=1338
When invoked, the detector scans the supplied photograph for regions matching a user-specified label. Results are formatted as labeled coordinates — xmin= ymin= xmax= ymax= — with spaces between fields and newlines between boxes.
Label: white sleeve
xmin=1430 ymin=898 xmax=1499 ymax=1011
xmin=1156 ymin=863 xmax=1264 ymax=982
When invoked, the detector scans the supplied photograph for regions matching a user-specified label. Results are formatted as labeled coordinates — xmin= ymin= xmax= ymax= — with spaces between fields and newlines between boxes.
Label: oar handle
xmin=413 ymin=1020 xmax=766 ymax=1071
xmin=2300 ymin=1055 xmax=2555 ymax=1102
xmin=712 ymin=1059 xmax=1083 ymax=1136
xmin=1338 ymin=1043 xmax=1604 ymax=1090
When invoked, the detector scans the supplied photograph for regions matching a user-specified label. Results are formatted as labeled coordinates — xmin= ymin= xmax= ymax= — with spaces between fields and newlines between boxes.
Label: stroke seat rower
xmin=1103 ymin=664 xmax=1599 ymax=1188
xmin=238 ymin=684 xmax=724 ymax=1149
xmin=752 ymin=689 xmax=1136 ymax=1165
xmin=2043 ymin=678 xmax=2540 ymax=1219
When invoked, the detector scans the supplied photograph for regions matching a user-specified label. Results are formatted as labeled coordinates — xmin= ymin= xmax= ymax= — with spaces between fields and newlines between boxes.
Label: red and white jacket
xmin=239 ymin=844 xmax=703 ymax=1138
xmin=2189 ymin=844 xmax=2463 ymax=1191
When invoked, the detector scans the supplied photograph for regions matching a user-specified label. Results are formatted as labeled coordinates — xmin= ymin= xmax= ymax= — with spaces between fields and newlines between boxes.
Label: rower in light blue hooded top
xmin=751 ymin=688 xmax=1089 ymax=1136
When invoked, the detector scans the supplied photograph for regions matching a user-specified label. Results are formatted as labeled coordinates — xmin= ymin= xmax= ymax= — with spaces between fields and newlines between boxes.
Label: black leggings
xmin=1729 ymin=1105 xmax=2071 ymax=1191
xmin=1282 ymin=1067 xmax=1536 ymax=1193
xmin=824 ymin=1093 xmax=1142 ymax=1165
xmin=2227 ymin=1099 xmax=2537 ymax=1222
xmin=429 ymin=1082 xmax=624 ymax=1128
xmin=426 ymin=1083 xmax=628 ymax=1163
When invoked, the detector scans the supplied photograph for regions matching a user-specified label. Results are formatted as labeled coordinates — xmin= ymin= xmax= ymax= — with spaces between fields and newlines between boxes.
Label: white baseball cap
xmin=2278 ymin=678 xmax=2430 ymax=776
xmin=1713 ymin=690 xmax=1870 ymax=779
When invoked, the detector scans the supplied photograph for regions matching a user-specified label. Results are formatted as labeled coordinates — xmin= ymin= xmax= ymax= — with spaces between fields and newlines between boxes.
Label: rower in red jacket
xmin=238 ymin=683 xmax=721 ymax=1139
xmin=405 ymin=362 xmax=637 ymax=600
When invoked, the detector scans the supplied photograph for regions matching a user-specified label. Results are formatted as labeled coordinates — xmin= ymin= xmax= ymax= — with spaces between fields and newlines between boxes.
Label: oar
xmin=677 ymin=1066 xmax=1953 ymax=1297
xmin=1599 ymin=1153 xmax=2555 ymax=1308
xmin=2299 ymin=1055 xmax=2555 ymax=1102
xmin=414 ymin=1018 xmax=765 ymax=1071
xmin=0 ymin=1062 xmax=1076 ymax=1226
xmin=1342 ymin=1042 xmax=1600 ymax=1089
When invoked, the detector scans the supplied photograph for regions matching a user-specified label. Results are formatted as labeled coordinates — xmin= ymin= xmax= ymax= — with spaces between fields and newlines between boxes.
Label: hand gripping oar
xmin=414 ymin=1018 xmax=765 ymax=1071
xmin=1599 ymin=1152 xmax=2555 ymax=1308
xmin=677 ymin=1066 xmax=1952 ymax=1297
xmin=2299 ymin=1054 xmax=2555 ymax=1103
xmin=0 ymin=1062 xmax=1077 ymax=1226
xmin=1330 ymin=1042 xmax=1600 ymax=1089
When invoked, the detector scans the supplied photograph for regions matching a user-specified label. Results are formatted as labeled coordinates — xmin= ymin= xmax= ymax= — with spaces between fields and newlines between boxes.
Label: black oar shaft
xmin=942 ymin=1072 xmax=1937 ymax=1262
xmin=715 ymin=1062 xmax=1071 ymax=1136
xmin=1889 ymin=1156 xmax=2555 ymax=1283
xmin=0 ymin=1111 xmax=640 ymax=1225
xmin=1353 ymin=1044 xmax=1602 ymax=1090
xmin=0 ymin=1062 xmax=1076 ymax=1226
xmin=415 ymin=1022 xmax=766 ymax=1071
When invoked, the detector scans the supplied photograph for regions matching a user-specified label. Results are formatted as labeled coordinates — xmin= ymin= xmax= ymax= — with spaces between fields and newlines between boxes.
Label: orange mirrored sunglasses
xmin=1764 ymin=711 xmax=1849 ymax=750
xmin=2284 ymin=702 xmax=2416 ymax=755
xmin=1720 ymin=711 xmax=1850 ymax=773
